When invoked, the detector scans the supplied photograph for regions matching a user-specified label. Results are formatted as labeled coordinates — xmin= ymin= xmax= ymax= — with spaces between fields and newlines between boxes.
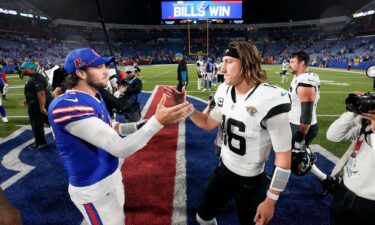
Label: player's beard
xmin=87 ymin=74 xmax=108 ymax=89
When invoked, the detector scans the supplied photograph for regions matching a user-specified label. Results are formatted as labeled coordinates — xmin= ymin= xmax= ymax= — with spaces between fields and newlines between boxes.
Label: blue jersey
xmin=206 ymin=62 xmax=214 ymax=73
xmin=48 ymin=90 xmax=118 ymax=187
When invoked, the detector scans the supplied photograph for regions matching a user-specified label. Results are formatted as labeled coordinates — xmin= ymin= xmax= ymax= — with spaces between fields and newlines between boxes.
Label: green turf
xmin=1 ymin=65 xmax=369 ymax=157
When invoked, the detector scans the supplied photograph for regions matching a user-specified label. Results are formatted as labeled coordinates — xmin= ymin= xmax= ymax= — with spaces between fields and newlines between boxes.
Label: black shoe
xmin=2 ymin=95 xmax=6 ymax=100
xmin=321 ymin=175 xmax=336 ymax=196
xmin=29 ymin=143 xmax=48 ymax=149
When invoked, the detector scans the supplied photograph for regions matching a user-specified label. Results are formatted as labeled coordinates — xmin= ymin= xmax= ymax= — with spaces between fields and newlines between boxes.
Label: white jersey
xmin=289 ymin=72 xmax=320 ymax=125
xmin=211 ymin=83 xmax=291 ymax=177
xmin=282 ymin=62 xmax=289 ymax=71
xmin=327 ymin=112 xmax=375 ymax=201
xmin=215 ymin=62 xmax=224 ymax=75
xmin=196 ymin=59 xmax=205 ymax=75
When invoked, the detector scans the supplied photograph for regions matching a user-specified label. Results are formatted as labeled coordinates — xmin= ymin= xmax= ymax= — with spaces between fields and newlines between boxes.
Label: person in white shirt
xmin=278 ymin=60 xmax=289 ymax=83
xmin=327 ymin=100 xmax=375 ymax=225
xmin=196 ymin=57 xmax=204 ymax=90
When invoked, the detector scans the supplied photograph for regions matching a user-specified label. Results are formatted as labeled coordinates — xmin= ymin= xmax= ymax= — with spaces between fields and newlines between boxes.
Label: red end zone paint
xmin=123 ymin=86 xmax=179 ymax=225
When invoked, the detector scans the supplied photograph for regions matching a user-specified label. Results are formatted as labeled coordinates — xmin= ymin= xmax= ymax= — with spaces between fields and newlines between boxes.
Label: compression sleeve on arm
xmin=300 ymin=101 xmax=314 ymax=124
xmin=65 ymin=116 xmax=163 ymax=158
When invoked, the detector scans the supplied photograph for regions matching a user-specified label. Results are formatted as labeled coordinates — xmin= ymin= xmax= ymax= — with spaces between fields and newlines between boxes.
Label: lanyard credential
xmin=351 ymin=119 xmax=372 ymax=158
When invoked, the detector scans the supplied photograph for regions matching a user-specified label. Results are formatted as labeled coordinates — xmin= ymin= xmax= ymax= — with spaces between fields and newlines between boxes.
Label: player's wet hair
xmin=291 ymin=51 xmax=310 ymax=66
xmin=228 ymin=41 xmax=267 ymax=85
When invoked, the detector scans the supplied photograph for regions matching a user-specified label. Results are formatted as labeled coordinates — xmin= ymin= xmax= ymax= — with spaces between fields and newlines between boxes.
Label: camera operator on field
xmin=326 ymin=66 xmax=375 ymax=225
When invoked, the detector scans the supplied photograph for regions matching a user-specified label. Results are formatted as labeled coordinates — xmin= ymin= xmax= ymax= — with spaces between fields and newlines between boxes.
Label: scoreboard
xmin=161 ymin=1 xmax=243 ymax=20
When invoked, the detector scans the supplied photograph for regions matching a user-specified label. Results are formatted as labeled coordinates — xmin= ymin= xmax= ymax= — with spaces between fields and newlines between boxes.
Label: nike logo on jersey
xmin=64 ymin=97 xmax=78 ymax=103
xmin=281 ymin=92 xmax=287 ymax=96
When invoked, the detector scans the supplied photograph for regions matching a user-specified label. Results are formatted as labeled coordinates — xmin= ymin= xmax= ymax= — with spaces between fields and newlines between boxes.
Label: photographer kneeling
xmin=326 ymin=90 xmax=375 ymax=225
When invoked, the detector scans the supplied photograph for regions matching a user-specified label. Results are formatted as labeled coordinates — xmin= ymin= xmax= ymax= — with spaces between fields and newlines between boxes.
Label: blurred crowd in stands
xmin=0 ymin=13 xmax=374 ymax=73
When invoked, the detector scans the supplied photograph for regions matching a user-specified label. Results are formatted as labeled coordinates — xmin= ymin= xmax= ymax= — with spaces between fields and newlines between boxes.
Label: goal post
xmin=187 ymin=19 xmax=209 ymax=56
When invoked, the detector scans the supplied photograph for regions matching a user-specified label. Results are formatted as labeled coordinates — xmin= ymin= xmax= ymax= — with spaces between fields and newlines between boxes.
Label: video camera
xmin=345 ymin=65 xmax=375 ymax=114
xmin=346 ymin=93 xmax=375 ymax=114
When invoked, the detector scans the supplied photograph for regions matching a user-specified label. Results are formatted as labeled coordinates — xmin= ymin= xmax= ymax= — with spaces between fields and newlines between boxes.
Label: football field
xmin=0 ymin=64 xmax=371 ymax=157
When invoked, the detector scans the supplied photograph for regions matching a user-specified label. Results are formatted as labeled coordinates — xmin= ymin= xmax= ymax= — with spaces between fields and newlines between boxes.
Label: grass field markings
xmin=320 ymin=91 xmax=355 ymax=93
xmin=309 ymin=67 xmax=365 ymax=74
xmin=317 ymin=115 xmax=341 ymax=117
xmin=6 ymin=76 xmax=22 ymax=79
xmin=310 ymin=144 xmax=339 ymax=164
xmin=5 ymin=116 xmax=29 ymax=119
xmin=150 ymin=69 xmax=176 ymax=79
xmin=8 ymin=85 xmax=24 ymax=89
xmin=323 ymin=83 xmax=350 ymax=86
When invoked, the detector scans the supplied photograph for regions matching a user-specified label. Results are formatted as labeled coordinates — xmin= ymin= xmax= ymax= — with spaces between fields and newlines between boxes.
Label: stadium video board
xmin=161 ymin=1 xmax=243 ymax=20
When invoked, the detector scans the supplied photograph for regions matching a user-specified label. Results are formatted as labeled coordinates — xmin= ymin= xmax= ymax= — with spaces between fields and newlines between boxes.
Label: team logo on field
xmin=246 ymin=106 xmax=257 ymax=116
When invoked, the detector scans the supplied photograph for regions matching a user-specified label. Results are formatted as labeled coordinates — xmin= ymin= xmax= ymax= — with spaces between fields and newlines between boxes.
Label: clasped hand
xmin=155 ymin=93 xmax=193 ymax=125
xmin=163 ymin=86 xmax=187 ymax=105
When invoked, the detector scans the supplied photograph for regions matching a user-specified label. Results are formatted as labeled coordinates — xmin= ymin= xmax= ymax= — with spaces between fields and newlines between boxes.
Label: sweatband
xmin=119 ymin=123 xmax=137 ymax=136
xmin=224 ymin=47 xmax=239 ymax=59
xmin=300 ymin=101 xmax=314 ymax=124
xmin=267 ymin=190 xmax=279 ymax=201
xmin=270 ymin=166 xmax=291 ymax=192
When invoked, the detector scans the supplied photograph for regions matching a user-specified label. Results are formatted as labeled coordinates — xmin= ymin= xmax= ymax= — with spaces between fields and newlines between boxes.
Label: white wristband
xmin=267 ymin=190 xmax=279 ymax=201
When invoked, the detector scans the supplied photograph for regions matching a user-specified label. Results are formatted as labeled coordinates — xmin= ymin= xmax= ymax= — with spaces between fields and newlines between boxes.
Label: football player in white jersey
xmin=48 ymin=48 xmax=193 ymax=225
xmin=165 ymin=41 xmax=292 ymax=225
xmin=289 ymin=51 xmax=335 ymax=195
xmin=197 ymin=57 xmax=205 ymax=90
xmin=214 ymin=58 xmax=224 ymax=85
xmin=278 ymin=60 xmax=289 ymax=83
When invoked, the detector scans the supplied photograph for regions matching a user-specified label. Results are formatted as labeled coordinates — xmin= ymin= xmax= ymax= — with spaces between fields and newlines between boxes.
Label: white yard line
xmin=309 ymin=67 xmax=365 ymax=75
xmin=310 ymin=144 xmax=339 ymax=163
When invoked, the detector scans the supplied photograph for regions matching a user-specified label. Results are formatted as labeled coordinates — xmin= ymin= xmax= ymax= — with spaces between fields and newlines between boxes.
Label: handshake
xmin=163 ymin=85 xmax=195 ymax=116
xmin=163 ymin=85 xmax=187 ymax=105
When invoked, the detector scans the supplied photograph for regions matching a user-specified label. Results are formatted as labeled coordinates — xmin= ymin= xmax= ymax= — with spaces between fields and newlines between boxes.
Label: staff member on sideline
xmin=176 ymin=52 xmax=188 ymax=92
xmin=327 ymin=104 xmax=375 ymax=225
xmin=20 ymin=62 xmax=53 ymax=149
xmin=48 ymin=48 xmax=193 ymax=225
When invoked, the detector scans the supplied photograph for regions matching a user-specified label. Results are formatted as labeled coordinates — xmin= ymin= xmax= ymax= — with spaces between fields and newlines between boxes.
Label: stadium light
xmin=165 ymin=21 xmax=175 ymax=25
xmin=353 ymin=10 xmax=375 ymax=18
xmin=0 ymin=8 xmax=17 ymax=15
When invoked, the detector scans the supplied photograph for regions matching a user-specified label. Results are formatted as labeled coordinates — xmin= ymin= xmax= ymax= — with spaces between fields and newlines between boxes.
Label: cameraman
xmin=326 ymin=92 xmax=375 ymax=225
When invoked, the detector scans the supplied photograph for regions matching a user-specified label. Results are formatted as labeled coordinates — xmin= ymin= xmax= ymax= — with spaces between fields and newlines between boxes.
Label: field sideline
xmin=0 ymin=64 xmax=371 ymax=157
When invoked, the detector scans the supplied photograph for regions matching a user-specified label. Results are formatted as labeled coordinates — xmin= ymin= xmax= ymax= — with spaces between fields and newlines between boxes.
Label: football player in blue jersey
xmin=165 ymin=41 xmax=292 ymax=225
xmin=48 ymin=48 xmax=193 ymax=225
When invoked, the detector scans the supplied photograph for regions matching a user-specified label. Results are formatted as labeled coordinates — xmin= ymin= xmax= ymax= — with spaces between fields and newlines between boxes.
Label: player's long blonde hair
xmin=228 ymin=41 xmax=267 ymax=85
